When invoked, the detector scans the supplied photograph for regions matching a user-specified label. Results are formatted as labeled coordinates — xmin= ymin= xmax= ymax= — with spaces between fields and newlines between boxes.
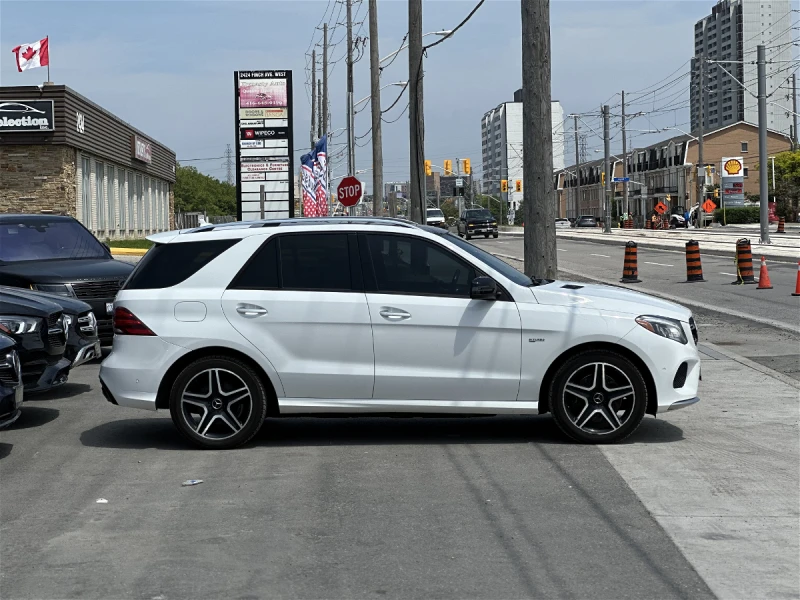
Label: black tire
xmin=493 ymin=233 xmax=499 ymax=238
xmin=484 ymin=234 xmax=490 ymax=238
xmin=549 ymin=350 xmax=647 ymax=444
xmin=169 ymin=356 xmax=268 ymax=449
xmin=465 ymin=233 xmax=471 ymax=240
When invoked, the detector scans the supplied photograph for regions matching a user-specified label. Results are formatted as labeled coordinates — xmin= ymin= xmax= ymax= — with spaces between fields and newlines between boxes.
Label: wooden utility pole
xmin=311 ymin=49 xmax=316 ymax=148
xmin=369 ymin=0 xmax=383 ymax=217
xmin=621 ymin=90 xmax=628 ymax=218
xmin=573 ymin=115 xmax=581 ymax=216
xmin=346 ymin=0 xmax=356 ymax=215
xmin=521 ymin=0 xmax=557 ymax=279
xmin=792 ymin=73 xmax=798 ymax=150
xmin=408 ymin=0 xmax=425 ymax=224
xmin=322 ymin=24 xmax=328 ymax=139
xmin=317 ymin=80 xmax=323 ymax=139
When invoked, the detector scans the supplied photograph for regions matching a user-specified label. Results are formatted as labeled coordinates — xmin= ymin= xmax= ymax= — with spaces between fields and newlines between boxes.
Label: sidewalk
xmin=499 ymin=226 xmax=800 ymax=262
xmin=601 ymin=343 xmax=800 ymax=600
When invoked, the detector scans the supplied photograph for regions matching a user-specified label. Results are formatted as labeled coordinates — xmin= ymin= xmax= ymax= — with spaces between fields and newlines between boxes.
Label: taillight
xmin=113 ymin=307 xmax=156 ymax=336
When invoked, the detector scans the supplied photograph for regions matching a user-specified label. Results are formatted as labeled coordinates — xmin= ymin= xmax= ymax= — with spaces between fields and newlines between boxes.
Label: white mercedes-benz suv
xmin=100 ymin=218 xmax=700 ymax=449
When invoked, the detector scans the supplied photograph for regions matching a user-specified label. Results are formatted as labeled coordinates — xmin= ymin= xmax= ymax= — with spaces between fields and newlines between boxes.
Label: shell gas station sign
xmin=720 ymin=156 xmax=745 ymax=207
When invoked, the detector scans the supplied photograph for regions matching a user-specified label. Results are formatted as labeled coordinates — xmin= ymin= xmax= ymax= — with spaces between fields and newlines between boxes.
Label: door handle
xmin=379 ymin=307 xmax=411 ymax=321
xmin=236 ymin=303 xmax=268 ymax=317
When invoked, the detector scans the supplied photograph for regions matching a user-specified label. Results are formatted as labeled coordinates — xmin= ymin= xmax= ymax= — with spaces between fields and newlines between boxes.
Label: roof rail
xmin=184 ymin=216 xmax=419 ymax=234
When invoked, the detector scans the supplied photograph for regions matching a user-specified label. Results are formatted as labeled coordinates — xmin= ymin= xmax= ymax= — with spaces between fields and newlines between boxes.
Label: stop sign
xmin=337 ymin=176 xmax=363 ymax=208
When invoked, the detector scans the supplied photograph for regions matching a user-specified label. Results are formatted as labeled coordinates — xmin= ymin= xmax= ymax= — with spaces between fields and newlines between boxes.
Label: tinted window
xmin=125 ymin=239 xmax=239 ymax=290
xmin=465 ymin=210 xmax=492 ymax=219
xmin=426 ymin=209 xmax=444 ymax=218
xmin=279 ymin=234 xmax=351 ymax=291
xmin=229 ymin=238 xmax=279 ymax=290
xmin=440 ymin=232 xmax=533 ymax=287
xmin=366 ymin=234 xmax=475 ymax=297
xmin=0 ymin=218 xmax=108 ymax=263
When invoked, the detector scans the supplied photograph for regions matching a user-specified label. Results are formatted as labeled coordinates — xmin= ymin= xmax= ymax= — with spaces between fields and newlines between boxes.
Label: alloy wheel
xmin=562 ymin=362 xmax=636 ymax=435
xmin=180 ymin=368 xmax=253 ymax=440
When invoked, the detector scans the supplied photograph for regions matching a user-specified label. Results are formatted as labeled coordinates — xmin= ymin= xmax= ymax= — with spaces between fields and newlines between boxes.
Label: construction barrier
xmin=776 ymin=217 xmax=786 ymax=234
xmin=620 ymin=241 xmax=642 ymax=283
xmin=732 ymin=238 xmax=756 ymax=285
xmin=623 ymin=219 xmax=634 ymax=229
xmin=756 ymin=256 xmax=773 ymax=290
xmin=792 ymin=262 xmax=800 ymax=297
xmin=685 ymin=240 xmax=705 ymax=282
xmin=645 ymin=219 xmax=651 ymax=229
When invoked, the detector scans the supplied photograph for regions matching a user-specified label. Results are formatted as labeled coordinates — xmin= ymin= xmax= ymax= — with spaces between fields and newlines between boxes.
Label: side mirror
xmin=470 ymin=276 xmax=497 ymax=300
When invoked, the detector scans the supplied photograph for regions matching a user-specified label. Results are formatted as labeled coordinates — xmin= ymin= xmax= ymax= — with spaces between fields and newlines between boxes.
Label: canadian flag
xmin=12 ymin=37 xmax=49 ymax=72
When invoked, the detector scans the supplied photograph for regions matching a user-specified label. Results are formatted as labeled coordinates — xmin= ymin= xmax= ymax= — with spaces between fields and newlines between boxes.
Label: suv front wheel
xmin=169 ymin=356 xmax=268 ymax=449
xmin=549 ymin=350 xmax=647 ymax=444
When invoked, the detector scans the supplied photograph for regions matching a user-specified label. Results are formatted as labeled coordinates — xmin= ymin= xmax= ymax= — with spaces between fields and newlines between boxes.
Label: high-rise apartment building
xmin=481 ymin=90 xmax=565 ymax=202
xmin=691 ymin=0 xmax=793 ymax=135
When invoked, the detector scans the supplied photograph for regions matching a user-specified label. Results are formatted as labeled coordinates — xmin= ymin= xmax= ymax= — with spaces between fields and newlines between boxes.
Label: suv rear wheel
xmin=169 ymin=356 xmax=267 ymax=449
xmin=549 ymin=350 xmax=647 ymax=444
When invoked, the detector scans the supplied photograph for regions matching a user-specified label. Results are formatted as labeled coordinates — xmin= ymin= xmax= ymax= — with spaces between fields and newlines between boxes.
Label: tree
xmin=173 ymin=165 xmax=236 ymax=216
xmin=757 ymin=150 xmax=800 ymax=219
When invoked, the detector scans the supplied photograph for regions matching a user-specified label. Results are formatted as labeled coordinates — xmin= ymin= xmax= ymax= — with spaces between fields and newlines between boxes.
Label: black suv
xmin=0 ymin=333 xmax=23 ymax=428
xmin=457 ymin=209 xmax=498 ymax=240
xmin=0 ymin=287 xmax=70 ymax=392
xmin=0 ymin=215 xmax=134 ymax=344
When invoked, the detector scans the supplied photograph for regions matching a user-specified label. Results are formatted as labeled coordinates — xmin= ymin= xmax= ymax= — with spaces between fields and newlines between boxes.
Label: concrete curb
xmin=497 ymin=231 xmax=798 ymax=263
xmin=110 ymin=247 xmax=148 ymax=256
xmin=489 ymin=251 xmax=800 ymax=335
xmin=699 ymin=341 xmax=800 ymax=390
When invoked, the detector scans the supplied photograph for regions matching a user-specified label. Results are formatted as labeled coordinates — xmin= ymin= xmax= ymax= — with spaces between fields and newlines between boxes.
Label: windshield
xmin=465 ymin=210 xmax=493 ymax=219
xmin=426 ymin=209 xmax=444 ymax=218
xmin=0 ymin=218 xmax=108 ymax=263
xmin=437 ymin=232 xmax=536 ymax=287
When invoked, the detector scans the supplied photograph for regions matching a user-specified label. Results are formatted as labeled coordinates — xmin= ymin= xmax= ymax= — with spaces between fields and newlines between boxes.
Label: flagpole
xmin=46 ymin=36 xmax=50 ymax=82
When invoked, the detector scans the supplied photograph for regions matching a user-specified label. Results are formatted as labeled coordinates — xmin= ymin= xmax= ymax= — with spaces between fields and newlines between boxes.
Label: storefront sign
xmin=235 ymin=70 xmax=294 ymax=219
xmin=132 ymin=134 xmax=152 ymax=163
xmin=0 ymin=100 xmax=54 ymax=132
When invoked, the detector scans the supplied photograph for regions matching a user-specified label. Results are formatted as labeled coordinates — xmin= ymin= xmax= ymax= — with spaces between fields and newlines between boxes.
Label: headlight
xmin=636 ymin=315 xmax=688 ymax=345
xmin=32 ymin=283 xmax=74 ymax=297
xmin=491 ymin=221 xmax=497 ymax=225
xmin=0 ymin=315 xmax=40 ymax=335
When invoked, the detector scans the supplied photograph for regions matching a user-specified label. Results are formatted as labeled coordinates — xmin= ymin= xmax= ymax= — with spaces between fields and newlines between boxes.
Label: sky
xmin=0 ymin=0 xmax=792 ymax=191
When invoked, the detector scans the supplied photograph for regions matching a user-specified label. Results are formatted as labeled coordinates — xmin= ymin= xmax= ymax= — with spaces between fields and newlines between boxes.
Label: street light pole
xmin=757 ymin=44 xmax=770 ymax=245
xmin=603 ymin=104 xmax=611 ymax=233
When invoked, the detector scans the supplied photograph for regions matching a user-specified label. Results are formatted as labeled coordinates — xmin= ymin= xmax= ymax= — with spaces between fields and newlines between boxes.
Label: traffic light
xmin=601 ymin=172 xmax=605 ymax=186
xmin=714 ymin=188 xmax=720 ymax=198
xmin=463 ymin=158 xmax=471 ymax=175
xmin=515 ymin=180 xmax=522 ymax=193
xmin=705 ymin=165 xmax=712 ymax=177
xmin=424 ymin=160 xmax=432 ymax=176
xmin=500 ymin=180 xmax=508 ymax=193
xmin=444 ymin=159 xmax=453 ymax=176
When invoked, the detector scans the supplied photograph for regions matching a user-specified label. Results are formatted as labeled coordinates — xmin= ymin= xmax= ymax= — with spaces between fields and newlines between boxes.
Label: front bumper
xmin=70 ymin=340 xmax=102 ymax=368
xmin=668 ymin=397 xmax=700 ymax=410
xmin=467 ymin=226 xmax=498 ymax=235
xmin=24 ymin=357 xmax=71 ymax=394
xmin=0 ymin=384 xmax=23 ymax=428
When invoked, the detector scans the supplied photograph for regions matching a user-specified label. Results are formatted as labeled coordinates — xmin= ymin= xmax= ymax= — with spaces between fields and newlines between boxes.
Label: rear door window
xmin=124 ymin=239 xmax=239 ymax=289
xmin=279 ymin=233 xmax=352 ymax=291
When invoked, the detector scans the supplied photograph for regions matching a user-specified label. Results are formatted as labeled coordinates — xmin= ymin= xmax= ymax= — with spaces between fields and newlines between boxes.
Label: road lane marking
xmin=557 ymin=248 xmax=568 ymax=252
xmin=590 ymin=253 xmax=610 ymax=258
xmin=720 ymin=272 xmax=737 ymax=276
xmin=644 ymin=261 xmax=674 ymax=267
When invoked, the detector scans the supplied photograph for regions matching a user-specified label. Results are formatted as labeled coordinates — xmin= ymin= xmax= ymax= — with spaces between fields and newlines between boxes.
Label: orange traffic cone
xmin=792 ymin=262 xmax=800 ymax=297
xmin=756 ymin=256 xmax=773 ymax=290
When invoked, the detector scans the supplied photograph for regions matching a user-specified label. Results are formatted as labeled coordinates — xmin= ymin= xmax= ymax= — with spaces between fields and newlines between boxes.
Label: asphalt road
xmin=0 ymin=361 xmax=714 ymax=600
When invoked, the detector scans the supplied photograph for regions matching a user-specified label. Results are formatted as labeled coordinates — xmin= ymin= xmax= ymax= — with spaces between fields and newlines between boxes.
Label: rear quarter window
xmin=124 ymin=239 xmax=240 ymax=290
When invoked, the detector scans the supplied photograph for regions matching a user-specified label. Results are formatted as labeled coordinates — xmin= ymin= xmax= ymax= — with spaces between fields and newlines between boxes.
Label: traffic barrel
xmin=645 ymin=219 xmax=651 ymax=229
xmin=685 ymin=240 xmax=705 ymax=282
xmin=756 ymin=256 xmax=773 ymax=289
xmin=620 ymin=241 xmax=642 ymax=283
xmin=792 ymin=262 xmax=800 ymax=297
xmin=776 ymin=217 xmax=786 ymax=234
xmin=731 ymin=238 xmax=756 ymax=285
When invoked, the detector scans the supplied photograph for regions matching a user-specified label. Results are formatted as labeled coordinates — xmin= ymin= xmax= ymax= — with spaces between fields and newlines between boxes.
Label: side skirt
xmin=278 ymin=399 xmax=541 ymax=415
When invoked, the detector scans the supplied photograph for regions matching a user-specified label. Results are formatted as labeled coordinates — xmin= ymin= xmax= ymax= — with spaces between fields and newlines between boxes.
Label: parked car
xmin=426 ymin=208 xmax=447 ymax=229
xmin=0 ymin=215 xmax=134 ymax=345
xmin=17 ymin=289 xmax=100 ymax=368
xmin=555 ymin=218 xmax=571 ymax=229
xmin=0 ymin=333 xmax=23 ymax=429
xmin=100 ymin=217 xmax=700 ymax=450
xmin=574 ymin=215 xmax=598 ymax=228
xmin=0 ymin=287 xmax=70 ymax=392
xmin=457 ymin=209 xmax=498 ymax=239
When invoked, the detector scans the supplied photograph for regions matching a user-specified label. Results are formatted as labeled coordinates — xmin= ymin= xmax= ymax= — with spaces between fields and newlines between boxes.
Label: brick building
xmin=0 ymin=84 xmax=176 ymax=239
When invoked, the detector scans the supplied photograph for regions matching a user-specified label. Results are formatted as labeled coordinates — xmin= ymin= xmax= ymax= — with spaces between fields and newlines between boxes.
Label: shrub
xmin=713 ymin=206 xmax=761 ymax=224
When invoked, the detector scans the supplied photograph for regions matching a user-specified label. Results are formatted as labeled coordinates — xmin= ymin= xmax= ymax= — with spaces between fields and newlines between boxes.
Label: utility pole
xmin=346 ymin=0 xmax=356 ymax=215
xmin=695 ymin=55 xmax=705 ymax=229
xmin=792 ymin=73 xmax=798 ymax=150
xmin=621 ymin=90 xmax=629 ymax=218
xmin=574 ymin=115 xmax=581 ymax=217
xmin=521 ymin=0 xmax=557 ymax=280
xmin=369 ymin=0 xmax=383 ymax=217
xmin=223 ymin=144 xmax=233 ymax=185
xmin=757 ymin=44 xmax=770 ymax=245
xmin=311 ymin=49 xmax=317 ymax=148
xmin=408 ymin=0 xmax=424 ymax=224
xmin=317 ymin=80 xmax=323 ymax=139
xmin=603 ymin=104 xmax=611 ymax=233
xmin=322 ymin=24 xmax=328 ymax=139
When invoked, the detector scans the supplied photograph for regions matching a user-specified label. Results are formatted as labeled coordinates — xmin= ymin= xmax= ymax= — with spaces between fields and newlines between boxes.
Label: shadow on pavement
xmin=0 ymin=443 xmax=12 ymax=460
xmin=27 ymin=383 xmax=92 ymax=402
xmin=9 ymin=406 xmax=60 ymax=430
xmin=80 ymin=414 xmax=685 ymax=450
